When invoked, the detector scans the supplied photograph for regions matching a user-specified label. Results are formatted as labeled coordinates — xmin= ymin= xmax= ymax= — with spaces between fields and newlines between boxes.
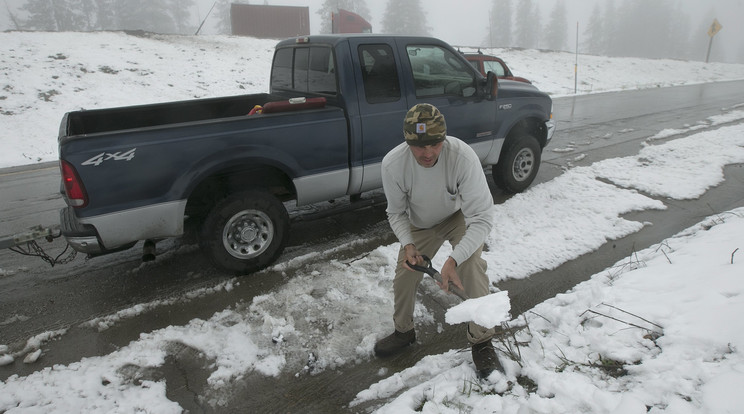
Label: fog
xmin=310 ymin=0 xmax=744 ymax=63
xmin=1 ymin=0 xmax=742 ymax=63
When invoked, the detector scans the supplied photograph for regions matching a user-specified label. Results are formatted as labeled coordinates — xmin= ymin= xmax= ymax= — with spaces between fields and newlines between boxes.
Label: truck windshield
xmin=271 ymin=46 xmax=337 ymax=95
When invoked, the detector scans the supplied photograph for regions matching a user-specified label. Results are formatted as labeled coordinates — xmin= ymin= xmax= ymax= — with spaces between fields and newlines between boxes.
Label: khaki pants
xmin=392 ymin=210 xmax=495 ymax=344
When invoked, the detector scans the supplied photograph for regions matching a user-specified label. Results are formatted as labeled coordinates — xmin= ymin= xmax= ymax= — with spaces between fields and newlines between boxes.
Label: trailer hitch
xmin=1 ymin=225 xmax=77 ymax=267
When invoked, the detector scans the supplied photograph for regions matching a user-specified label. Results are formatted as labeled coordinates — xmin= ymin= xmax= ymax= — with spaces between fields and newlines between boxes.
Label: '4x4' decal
xmin=81 ymin=148 xmax=136 ymax=167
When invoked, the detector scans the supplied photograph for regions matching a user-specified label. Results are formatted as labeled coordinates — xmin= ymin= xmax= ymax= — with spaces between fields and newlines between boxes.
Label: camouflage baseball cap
xmin=403 ymin=103 xmax=446 ymax=146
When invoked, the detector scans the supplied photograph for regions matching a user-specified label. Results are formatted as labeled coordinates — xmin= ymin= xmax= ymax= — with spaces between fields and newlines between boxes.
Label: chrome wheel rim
xmin=222 ymin=209 xmax=274 ymax=259
xmin=512 ymin=148 xmax=535 ymax=182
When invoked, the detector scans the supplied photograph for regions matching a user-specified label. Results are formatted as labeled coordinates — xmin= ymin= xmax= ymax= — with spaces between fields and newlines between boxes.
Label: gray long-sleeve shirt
xmin=381 ymin=136 xmax=495 ymax=265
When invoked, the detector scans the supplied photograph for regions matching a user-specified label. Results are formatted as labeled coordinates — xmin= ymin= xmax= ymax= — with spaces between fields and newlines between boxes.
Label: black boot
xmin=374 ymin=329 xmax=416 ymax=357
xmin=472 ymin=340 xmax=502 ymax=379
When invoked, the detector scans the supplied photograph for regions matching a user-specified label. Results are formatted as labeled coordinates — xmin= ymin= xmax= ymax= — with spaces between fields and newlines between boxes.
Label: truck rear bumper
xmin=60 ymin=200 xmax=187 ymax=254
xmin=60 ymin=207 xmax=104 ymax=254
xmin=67 ymin=235 xmax=104 ymax=254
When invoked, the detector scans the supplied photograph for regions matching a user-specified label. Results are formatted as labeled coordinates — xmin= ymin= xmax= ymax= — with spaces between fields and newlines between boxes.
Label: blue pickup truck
xmin=58 ymin=34 xmax=554 ymax=273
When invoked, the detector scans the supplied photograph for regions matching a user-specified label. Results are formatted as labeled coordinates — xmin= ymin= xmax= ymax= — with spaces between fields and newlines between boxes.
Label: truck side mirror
xmin=486 ymin=71 xmax=498 ymax=99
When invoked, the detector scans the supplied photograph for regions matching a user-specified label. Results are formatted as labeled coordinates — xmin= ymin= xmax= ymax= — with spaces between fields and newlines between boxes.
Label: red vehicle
xmin=331 ymin=9 xmax=372 ymax=33
xmin=463 ymin=52 xmax=531 ymax=84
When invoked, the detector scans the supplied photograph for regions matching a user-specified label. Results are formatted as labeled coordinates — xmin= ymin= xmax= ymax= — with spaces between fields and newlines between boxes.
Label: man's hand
xmin=438 ymin=257 xmax=464 ymax=294
xmin=402 ymin=243 xmax=422 ymax=272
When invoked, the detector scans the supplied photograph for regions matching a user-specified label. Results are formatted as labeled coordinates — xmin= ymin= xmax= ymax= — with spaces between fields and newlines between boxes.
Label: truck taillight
xmin=60 ymin=160 xmax=88 ymax=208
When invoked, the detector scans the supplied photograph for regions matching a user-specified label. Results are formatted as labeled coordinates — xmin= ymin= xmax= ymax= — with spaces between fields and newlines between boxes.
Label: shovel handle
xmin=406 ymin=255 xmax=469 ymax=300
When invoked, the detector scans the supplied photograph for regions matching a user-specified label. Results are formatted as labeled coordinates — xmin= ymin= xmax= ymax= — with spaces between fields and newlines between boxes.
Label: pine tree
xmin=69 ymin=0 xmax=97 ymax=30
xmin=513 ymin=0 xmax=537 ymax=49
xmin=543 ymin=1 xmax=568 ymax=51
xmin=20 ymin=0 xmax=198 ymax=33
xmin=582 ymin=3 xmax=604 ymax=55
xmin=317 ymin=0 xmax=371 ymax=34
xmin=169 ymin=0 xmax=197 ymax=34
xmin=213 ymin=0 xmax=236 ymax=35
xmin=380 ymin=0 xmax=430 ymax=36
xmin=484 ymin=0 xmax=512 ymax=48
xmin=21 ymin=0 xmax=57 ymax=30
xmin=602 ymin=0 xmax=617 ymax=56
xmin=21 ymin=0 xmax=87 ymax=31
xmin=112 ymin=0 xmax=175 ymax=33
xmin=4 ymin=1 xmax=22 ymax=29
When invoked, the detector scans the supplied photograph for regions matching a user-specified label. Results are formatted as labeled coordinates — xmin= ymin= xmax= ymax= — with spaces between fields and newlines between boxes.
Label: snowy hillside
xmin=1 ymin=30 xmax=743 ymax=168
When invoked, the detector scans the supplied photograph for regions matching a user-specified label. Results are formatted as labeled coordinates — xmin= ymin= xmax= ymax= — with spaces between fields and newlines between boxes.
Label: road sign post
xmin=706 ymin=18 xmax=723 ymax=63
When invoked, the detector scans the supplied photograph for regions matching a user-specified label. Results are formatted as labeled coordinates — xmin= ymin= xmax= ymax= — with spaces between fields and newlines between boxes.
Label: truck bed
xmin=65 ymin=93 xmax=275 ymax=136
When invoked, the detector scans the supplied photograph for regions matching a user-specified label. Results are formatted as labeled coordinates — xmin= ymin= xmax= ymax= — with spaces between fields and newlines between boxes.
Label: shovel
xmin=406 ymin=255 xmax=470 ymax=301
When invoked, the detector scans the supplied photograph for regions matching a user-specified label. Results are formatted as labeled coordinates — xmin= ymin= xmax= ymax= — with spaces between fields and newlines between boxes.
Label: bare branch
xmin=584 ymin=309 xmax=662 ymax=335
xmin=600 ymin=303 xmax=664 ymax=330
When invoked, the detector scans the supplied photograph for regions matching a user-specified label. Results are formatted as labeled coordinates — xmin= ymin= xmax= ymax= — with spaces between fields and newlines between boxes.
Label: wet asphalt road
xmin=1 ymin=81 xmax=744 ymax=412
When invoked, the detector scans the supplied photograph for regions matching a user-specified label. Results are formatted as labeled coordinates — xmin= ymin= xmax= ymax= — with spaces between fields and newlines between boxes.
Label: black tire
xmin=492 ymin=135 xmax=541 ymax=193
xmin=200 ymin=189 xmax=289 ymax=274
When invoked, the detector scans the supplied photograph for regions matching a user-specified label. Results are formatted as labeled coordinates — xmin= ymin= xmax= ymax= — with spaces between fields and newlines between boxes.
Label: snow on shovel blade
xmin=407 ymin=255 xmax=511 ymax=327
xmin=445 ymin=291 xmax=511 ymax=327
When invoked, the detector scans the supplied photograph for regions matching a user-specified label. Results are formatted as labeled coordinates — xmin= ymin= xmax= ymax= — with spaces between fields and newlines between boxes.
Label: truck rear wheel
xmin=200 ymin=189 xmax=289 ymax=274
xmin=492 ymin=134 xmax=541 ymax=193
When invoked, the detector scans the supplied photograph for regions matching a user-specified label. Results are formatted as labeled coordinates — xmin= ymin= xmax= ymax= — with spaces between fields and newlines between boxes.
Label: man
xmin=375 ymin=103 xmax=501 ymax=378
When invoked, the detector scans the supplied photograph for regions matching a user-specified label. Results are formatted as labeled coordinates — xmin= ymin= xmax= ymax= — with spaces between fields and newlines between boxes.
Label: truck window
xmin=271 ymin=46 xmax=337 ymax=95
xmin=358 ymin=44 xmax=401 ymax=104
xmin=406 ymin=45 xmax=476 ymax=98
xmin=483 ymin=60 xmax=506 ymax=77
xmin=271 ymin=47 xmax=293 ymax=90
xmin=294 ymin=47 xmax=310 ymax=91
xmin=308 ymin=47 xmax=336 ymax=94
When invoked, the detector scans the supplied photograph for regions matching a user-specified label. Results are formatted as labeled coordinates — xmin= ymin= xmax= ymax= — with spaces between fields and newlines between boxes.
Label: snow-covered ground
xmin=1 ymin=31 xmax=744 ymax=413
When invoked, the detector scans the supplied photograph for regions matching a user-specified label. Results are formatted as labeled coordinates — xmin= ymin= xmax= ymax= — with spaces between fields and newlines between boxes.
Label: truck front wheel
xmin=492 ymin=135 xmax=541 ymax=193
xmin=200 ymin=189 xmax=289 ymax=274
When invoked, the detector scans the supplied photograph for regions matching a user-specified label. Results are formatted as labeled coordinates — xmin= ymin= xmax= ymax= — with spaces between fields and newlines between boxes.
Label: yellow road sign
xmin=708 ymin=18 xmax=722 ymax=37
